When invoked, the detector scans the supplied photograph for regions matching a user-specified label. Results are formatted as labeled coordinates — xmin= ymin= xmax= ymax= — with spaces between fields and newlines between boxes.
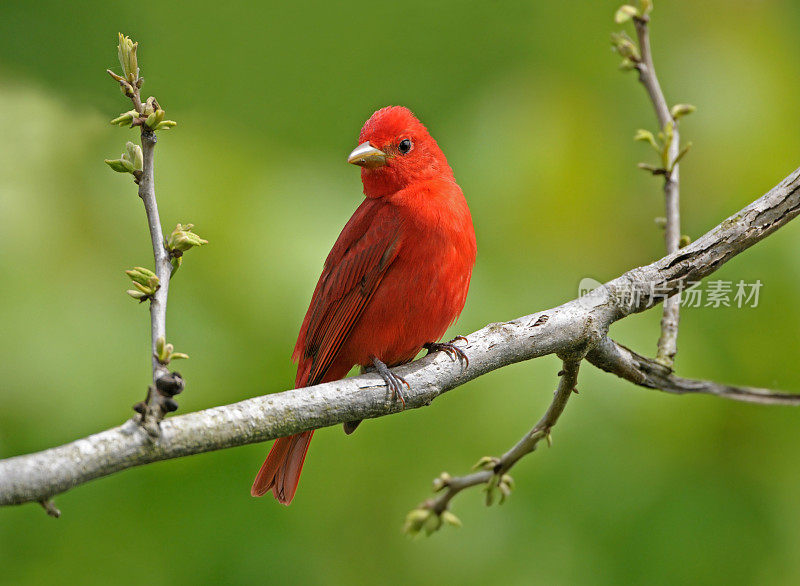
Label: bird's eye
xmin=398 ymin=139 xmax=413 ymax=155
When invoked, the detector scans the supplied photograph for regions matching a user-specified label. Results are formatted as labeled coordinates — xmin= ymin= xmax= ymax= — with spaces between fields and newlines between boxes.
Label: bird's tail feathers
xmin=250 ymin=431 xmax=314 ymax=505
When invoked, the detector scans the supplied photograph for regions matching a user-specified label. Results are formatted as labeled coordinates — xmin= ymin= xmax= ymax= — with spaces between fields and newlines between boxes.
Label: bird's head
xmin=348 ymin=106 xmax=453 ymax=198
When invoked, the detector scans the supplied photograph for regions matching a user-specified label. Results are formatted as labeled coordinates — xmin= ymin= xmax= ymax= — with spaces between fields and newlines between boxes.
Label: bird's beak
xmin=348 ymin=142 xmax=387 ymax=168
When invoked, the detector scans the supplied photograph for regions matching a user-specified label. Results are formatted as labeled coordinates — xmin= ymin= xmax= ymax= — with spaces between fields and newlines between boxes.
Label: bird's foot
xmin=371 ymin=356 xmax=410 ymax=409
xmin=424 ymin=336 xmax=469 ymax=369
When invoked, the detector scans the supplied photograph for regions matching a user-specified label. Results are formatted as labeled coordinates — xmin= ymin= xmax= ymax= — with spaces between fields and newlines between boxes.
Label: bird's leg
xmin=424 ymin=336 xmax=469 ymax=369
xmin=371 ymin=356 xmax=410 ymax=408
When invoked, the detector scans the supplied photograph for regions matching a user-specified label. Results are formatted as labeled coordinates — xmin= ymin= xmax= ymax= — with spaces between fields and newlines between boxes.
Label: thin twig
xmin=114 ymin=39 xmax=175 ymax=435
xmin=137 ymin=126 xmax=172 ymax=433
xmin=587 ymin=337 xmax=800 ymax=405
xmin=425 ymin=359 xmax=581 ymax=518
xmin=634 ymin=15 xmax=682 ymax=366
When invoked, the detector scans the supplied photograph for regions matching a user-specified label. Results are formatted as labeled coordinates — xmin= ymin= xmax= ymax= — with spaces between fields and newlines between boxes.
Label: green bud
xmin=146 ymin=109 xmax=165 ymax=130
xmin=126 ymin=267 xmax=159 ymax=288
xmin=614 ymin=5 xmax=639 ymax=23
xmin=634 ymin=129 xmax=660 ymax=152
xmin=441 ymin=511 xmax=462 ymax=528
xmin=117 ymin=33 xmax=139 ymax=84
xmin=618 ymin=58 xmax=636 ymax=71
xmin=640 ymin=0 xmax=653 ymax=16
xmin=432 ymin=472 xmax=451 ymax=492
xmin=498 ymin=484 xmax=510 ymax=504
xmin=484 ymin=484 xmax=495 ymax=507
xmin=670 ymin=103 xmax=696 ymax=120
xmin=472 ymin=456 xmax=499 ymax=471
xmin=402 ymin=508 xmax=431 ymax=537
xmin=154 ymin=336 xmax=189 ymax=364
xmin=663 ymin=120 xmax=675 ymax=140
xmin=110 ymin=110 xmax=139 ymax=127
xmin=611 ymin=32 xmax=640 ymax=62
xmin=638 ymin=162 xmax=666 ymax=175
xmin=143 ymin=97 xmax=157 ymax=117
xmin=132 ymin=281 xmax=153 ymax=295
xmin=156 ymin=336 xmax=166 ymax=358
xmin=155 ymin=120 xmax=177 ymax=131
xmin=105 ymin=158 xmax=134 ymax=173
xmin=127 ymin=266 xmax=153 ymax=279
xmin=123 ymin=142 xmax=135 ymax=162
xmin=679 ymin=234 xmax=691 ymax=248
xmin=126 ymin=289 xmax=148 ymax=300
xmin=423 ymin=512 xmax=442 ymax=536
xmin=125 ymin=142 xmax=143 ymax=171
xmin=167 ymin=223 xmax=208 ymax=252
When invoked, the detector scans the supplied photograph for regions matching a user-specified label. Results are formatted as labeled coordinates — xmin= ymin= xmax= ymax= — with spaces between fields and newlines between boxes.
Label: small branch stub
xmin=39 ymin=499 xmax=61 ymax=518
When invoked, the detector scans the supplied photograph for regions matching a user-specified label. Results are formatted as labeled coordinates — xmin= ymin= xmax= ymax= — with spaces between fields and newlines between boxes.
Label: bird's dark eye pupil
xmin=398 ymin=139 xmax=412 ymax=154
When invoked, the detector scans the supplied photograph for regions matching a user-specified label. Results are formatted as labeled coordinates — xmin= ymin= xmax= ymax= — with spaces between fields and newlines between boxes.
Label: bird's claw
xmin=371 ymin=356 xmax=410 ymax=409
xmin=387 ymin=372 xmax=409 ymax=408
xmin=424 ymin=337 xmax=469 ymax=369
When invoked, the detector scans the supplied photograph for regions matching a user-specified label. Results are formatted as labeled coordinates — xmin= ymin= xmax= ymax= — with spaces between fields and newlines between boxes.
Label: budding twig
xmin=114 ymin=36 xmax=173 ymax=433
xmin=613 ymin=2 xmax=690 ymax=367
xmin=105 ymin=34 xmax=194 ymax=437
xmin=404 ymin=359 xmax=581 ymax=536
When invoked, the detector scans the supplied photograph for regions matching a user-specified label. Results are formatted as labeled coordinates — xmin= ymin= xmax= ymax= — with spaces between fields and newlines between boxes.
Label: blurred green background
xmin=2 ymin=0 xmax=800 ymax=584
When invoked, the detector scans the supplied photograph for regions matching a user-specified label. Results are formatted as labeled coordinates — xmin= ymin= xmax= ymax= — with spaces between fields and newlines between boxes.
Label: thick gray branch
xmin=1 ymin=165 xmax=800 ymax=509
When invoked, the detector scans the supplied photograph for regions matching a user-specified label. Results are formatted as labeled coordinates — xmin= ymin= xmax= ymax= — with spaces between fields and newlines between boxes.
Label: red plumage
xmin=251 ymin=106 xmax=476 ymax=504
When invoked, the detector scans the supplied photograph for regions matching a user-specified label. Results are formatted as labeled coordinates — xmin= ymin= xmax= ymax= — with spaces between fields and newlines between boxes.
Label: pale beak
xmin=347 ymin=141 xmax=387 ymax=168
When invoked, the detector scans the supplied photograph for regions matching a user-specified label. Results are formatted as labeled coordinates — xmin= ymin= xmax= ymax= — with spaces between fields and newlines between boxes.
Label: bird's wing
xmin=292 ymin=199 xmax=401 ymax=387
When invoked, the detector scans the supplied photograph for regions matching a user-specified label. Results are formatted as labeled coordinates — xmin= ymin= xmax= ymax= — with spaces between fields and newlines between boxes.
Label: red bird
xmin=251 ymin=106 xmax=477 ymax=504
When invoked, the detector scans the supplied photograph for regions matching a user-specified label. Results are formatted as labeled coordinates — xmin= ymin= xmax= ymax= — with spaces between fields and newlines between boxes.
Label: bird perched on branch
xmin=251 ymin=106 xmax=477 ymax=504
